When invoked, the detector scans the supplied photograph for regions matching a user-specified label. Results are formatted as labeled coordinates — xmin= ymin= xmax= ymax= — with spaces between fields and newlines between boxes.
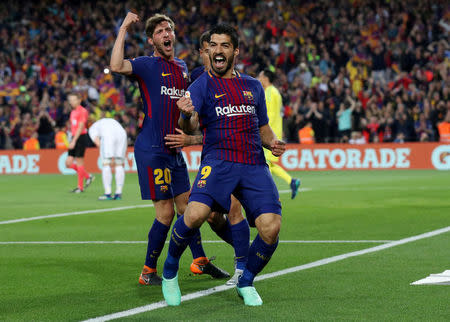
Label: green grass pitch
xmin=0 ymin=170 xmax=449 ymax=321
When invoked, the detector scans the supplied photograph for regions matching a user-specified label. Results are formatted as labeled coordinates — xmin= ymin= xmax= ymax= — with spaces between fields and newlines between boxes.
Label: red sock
xmin=77 ymin=170 xmax=84 ymax=190
xmin=78 ymin=165 xmax=90 ymax=179
xmin=70 ymin=164 xmax=78 ymax=171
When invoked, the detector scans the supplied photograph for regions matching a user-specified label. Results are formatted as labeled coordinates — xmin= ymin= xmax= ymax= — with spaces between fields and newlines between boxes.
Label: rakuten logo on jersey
xmin=215 ymin=104 xmax=256 ymax=117
xmin=161 ymin=86 xmax=185 ymax=99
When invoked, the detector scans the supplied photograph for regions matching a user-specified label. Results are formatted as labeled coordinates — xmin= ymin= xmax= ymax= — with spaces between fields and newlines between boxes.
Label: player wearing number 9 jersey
xmin=187 ymin=69 xmax=280 ymax=215
xmin=110 ymin=12 xmax=229 ymax=286
xmin=162 ymin=24 xmax=286 ymax=307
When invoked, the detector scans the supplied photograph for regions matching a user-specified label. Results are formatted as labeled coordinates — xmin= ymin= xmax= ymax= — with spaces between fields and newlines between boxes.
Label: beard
xmin=210 ymin=53 xmax=234 ymax=76
xmin=154 ymin=41 xmax=173 ymax=60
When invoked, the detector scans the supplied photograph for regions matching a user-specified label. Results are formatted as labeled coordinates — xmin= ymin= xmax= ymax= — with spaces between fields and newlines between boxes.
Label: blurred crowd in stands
xmin=0 ymin=0 xmax=449 ymax=150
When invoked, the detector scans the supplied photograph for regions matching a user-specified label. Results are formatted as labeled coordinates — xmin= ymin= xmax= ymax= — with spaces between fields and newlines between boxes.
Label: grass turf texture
xmin=0 ymin=170 xmax=449 ymax=321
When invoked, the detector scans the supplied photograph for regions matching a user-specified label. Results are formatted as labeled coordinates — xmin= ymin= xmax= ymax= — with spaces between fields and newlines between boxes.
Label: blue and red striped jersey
xmin=130 ymin=56 xmax=189 ymax=153
xmin=189 ymin=71 xmax=269 ymax=165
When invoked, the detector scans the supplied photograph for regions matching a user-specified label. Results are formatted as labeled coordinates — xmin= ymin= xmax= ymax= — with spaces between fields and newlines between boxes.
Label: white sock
xmin=115 ymin=165 xmax=125 ymax=194
xmin=102 ymin=165 xmax=112 ymax=195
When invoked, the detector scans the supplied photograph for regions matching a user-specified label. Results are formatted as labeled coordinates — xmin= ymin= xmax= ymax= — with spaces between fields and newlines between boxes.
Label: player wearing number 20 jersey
xmin=130 ymin=56 xmax=190 ymax=200
xmin=112 ymin=14 xmax=230 ymax=287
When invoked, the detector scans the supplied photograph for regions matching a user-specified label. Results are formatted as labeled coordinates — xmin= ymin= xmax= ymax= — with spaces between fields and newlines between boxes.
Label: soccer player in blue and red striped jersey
xmin=165 ymin=29 xmax=250 ymax=286
xmin=162 ymin=23 xmax=286 ymax=306
xmin=110 ymin=12 xmax=229 ymax=286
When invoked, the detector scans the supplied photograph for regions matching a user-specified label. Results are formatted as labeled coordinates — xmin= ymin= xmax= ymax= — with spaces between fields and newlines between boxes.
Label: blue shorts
xmin=189 ymin=159 xmax=281 ymax=226
xmin=134 ymin=147 xmax=190 ymax=200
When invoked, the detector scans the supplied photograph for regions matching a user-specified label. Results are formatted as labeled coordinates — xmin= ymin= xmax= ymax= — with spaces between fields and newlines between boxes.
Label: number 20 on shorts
xmin=154 ymin=168 xmax=171 ymax=184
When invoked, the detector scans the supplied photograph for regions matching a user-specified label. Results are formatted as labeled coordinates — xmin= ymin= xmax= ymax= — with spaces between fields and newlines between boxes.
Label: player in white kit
xmin=88 ymin=118 xmax=128 ymax=200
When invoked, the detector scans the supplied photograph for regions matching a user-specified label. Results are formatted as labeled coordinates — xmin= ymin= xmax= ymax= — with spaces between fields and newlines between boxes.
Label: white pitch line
xmin=0 ymin=204 xmax=154 ymax=225
xmin=0 ymin=241 xmax=148 ymax=245
xmin=0 ymin=239 xmax=393 ymax=245
xmin=279 ymin=187 xmax=310 ymax=194
xmin=83 ymin=225 xmax=450 ymax=322
xmin=0 ymin=189 xmax=310 ymax=226
xmin=274 ymin=239 xmax=394 ymax=243
xmin=314 ymin=186 xmax=450 ymax=191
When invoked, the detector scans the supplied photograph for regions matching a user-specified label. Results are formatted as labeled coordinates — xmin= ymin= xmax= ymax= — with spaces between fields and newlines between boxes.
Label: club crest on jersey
xmin=160 ymin=185 xmax=168 ymax=192
xmin=183 ymin=72 xmax=188 ymax=79
xmin=197 ymin=180 xmax=206 ymax=188
xmin=243 ymin=91 xmax=253 ymax=99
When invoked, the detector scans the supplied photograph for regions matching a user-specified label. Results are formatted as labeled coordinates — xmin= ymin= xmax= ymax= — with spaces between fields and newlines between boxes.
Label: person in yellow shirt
xmin=258 ymin=68 xmax=301 ymax=199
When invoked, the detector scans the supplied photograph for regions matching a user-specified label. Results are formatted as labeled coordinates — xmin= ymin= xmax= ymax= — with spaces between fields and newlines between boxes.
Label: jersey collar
xmin=207 ymin=69 xmax=240 ymax=79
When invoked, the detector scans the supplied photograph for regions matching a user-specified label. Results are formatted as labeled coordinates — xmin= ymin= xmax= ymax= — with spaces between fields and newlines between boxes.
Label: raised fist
xmin=120 ymin=12 xmax=139 ymax=31
xmin=177 ymin=95 xmax=194 ymax=118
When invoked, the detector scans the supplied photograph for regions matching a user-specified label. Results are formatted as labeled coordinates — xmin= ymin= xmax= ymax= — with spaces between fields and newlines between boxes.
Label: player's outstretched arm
xmin=164 ymin=128 xmax=203 ymax=148
xmin=259 ymin=124 xmax=286 ymax=157
xmin=110 ymin=12 xmax=139 ymax=75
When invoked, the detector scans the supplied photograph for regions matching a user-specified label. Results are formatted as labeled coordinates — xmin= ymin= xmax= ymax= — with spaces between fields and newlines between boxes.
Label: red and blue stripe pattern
xmin=158 ymin=58 xmax=188 ymax=154
xmin=131 ymin=56 xmax=189 ymax=154
xmin=201 ymin=72 xmax=266 ymax=165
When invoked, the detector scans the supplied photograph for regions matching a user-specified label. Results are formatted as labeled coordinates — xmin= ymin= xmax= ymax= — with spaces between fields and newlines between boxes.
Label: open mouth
xmin=214 ymin=55 xmax=226 ymax=69
xmin=163 ymin=40 xmax=172 ymax=51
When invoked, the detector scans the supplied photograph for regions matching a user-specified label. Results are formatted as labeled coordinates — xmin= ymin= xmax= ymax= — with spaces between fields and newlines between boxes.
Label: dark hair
xmin=263 ymin=68 xmax=275 ymax=83
xmin=209 ymin=23 xmax=239 ymax=49
xmin=145 ymin=14 xmax=175 ymax=38
xmin=199 ymin=31 xmax=210 ymax=49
